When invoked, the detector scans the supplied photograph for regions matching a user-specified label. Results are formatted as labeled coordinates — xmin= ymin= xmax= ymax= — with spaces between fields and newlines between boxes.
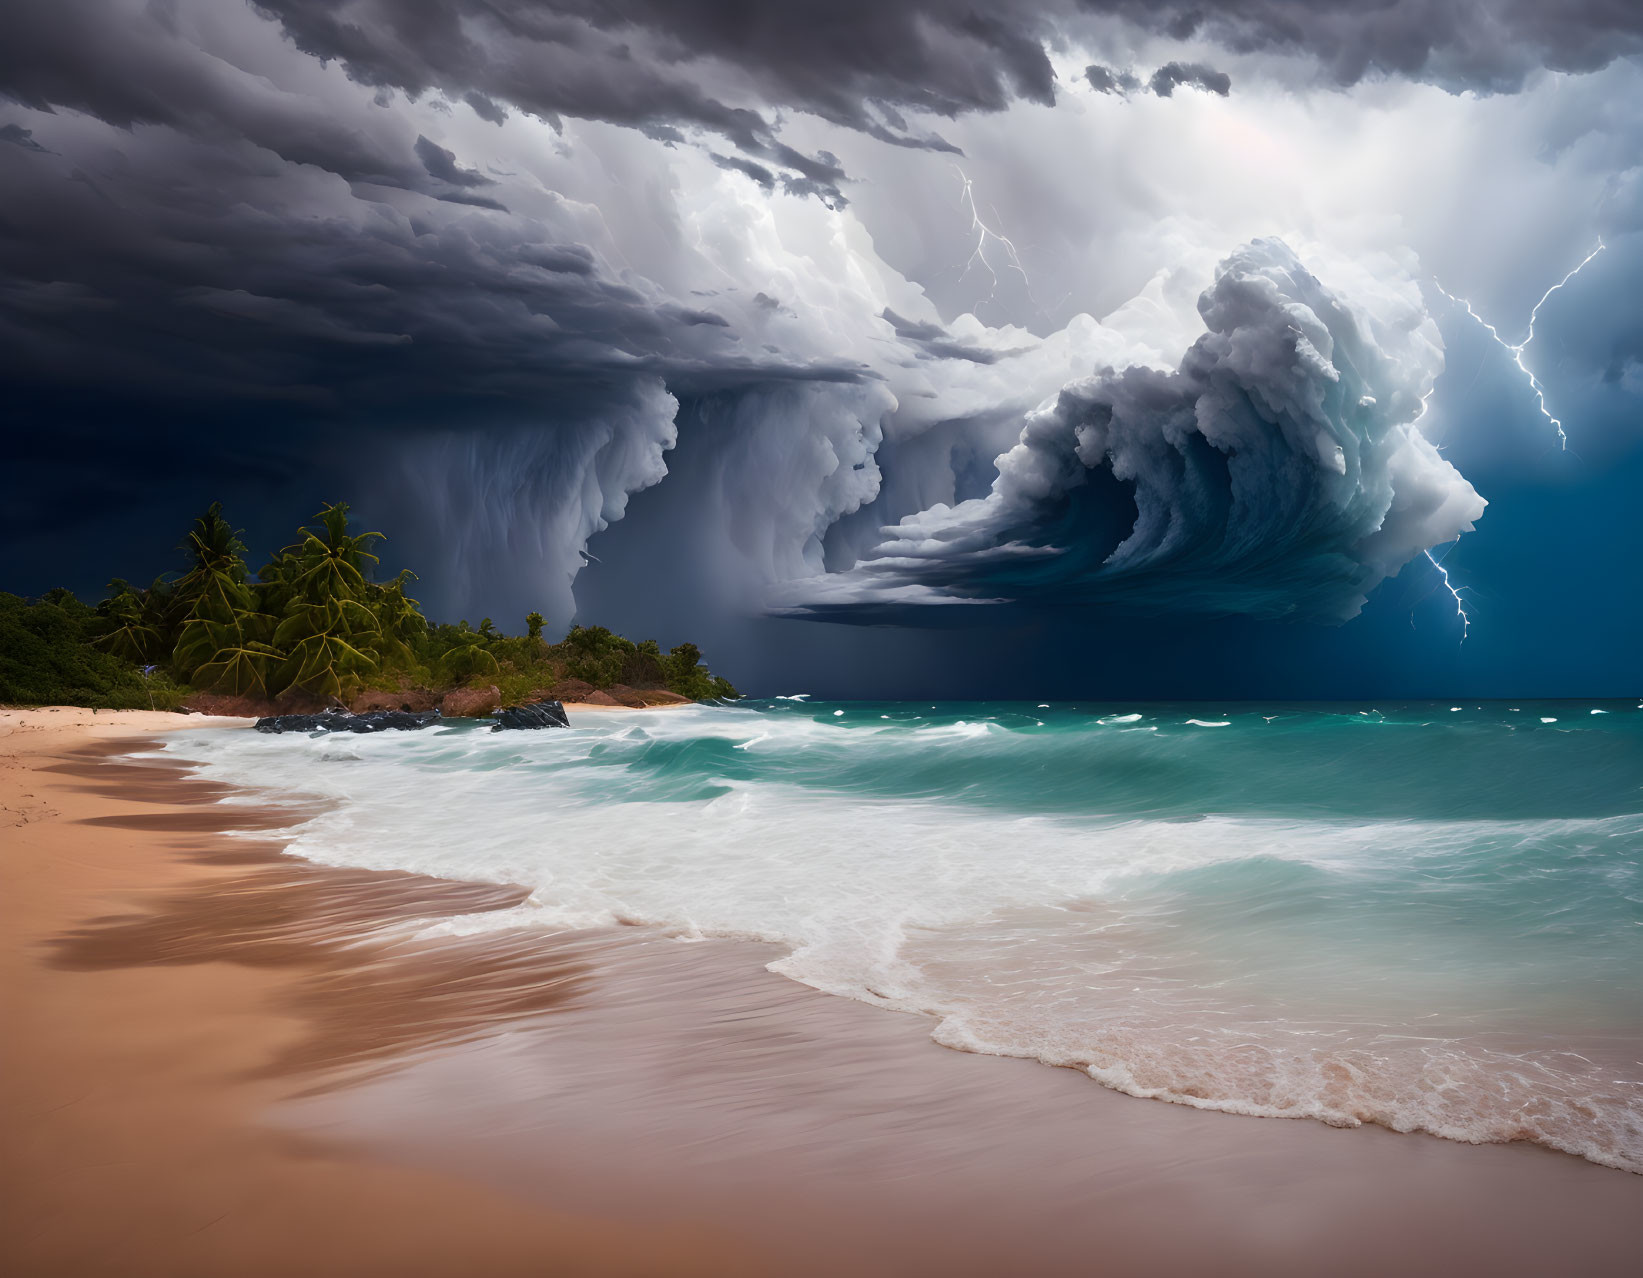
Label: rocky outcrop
xmin=490 ymin=700 xmax=570 ymax=731
xmin=440 ymin=685 xmax=501 ymax=718
xmin=576 ymin=690 xmax=623 ymax=707
xmin=254 ymin=708 xmax=442 ymax=734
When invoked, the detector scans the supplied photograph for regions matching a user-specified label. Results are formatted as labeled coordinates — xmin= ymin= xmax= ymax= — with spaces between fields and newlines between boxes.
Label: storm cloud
xmin=240 ymin=0 xmax=1643 ymax=133
xmin=1148 ymin=63 xmax=1233 ymax=98
xmin=781 ymin=240 xmax=1485 ymax=622
xmin=2 ymin=0 xmax=1639 ymax=697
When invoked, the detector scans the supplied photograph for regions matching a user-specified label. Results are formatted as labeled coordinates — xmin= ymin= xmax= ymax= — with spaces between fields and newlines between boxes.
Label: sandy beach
xmin=0 ymin=709 xmax=758 ymax=1277
xmin=4 ymin=709 xmax=1640 ymax=1277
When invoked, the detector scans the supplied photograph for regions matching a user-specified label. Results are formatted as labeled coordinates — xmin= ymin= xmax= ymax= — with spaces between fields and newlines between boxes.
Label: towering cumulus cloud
xmin=782 ymin=241 xmax=1486 ymax=623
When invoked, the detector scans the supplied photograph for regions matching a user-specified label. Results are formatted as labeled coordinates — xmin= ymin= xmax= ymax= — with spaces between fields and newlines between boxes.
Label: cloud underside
xmin=779 ymin=240 xmax=1485 ymax=624
xmin=11 ymin=3 xmax=1631 ymax=206
xmin=252 ymin=0 xmax=1643 ymax=121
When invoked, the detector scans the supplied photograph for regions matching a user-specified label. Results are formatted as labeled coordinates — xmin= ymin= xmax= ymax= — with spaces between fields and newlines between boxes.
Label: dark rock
xmin=490 ymin=700 xmax=571 ymax=731
xmin=254 ymin=708 xmax=442 ymax=735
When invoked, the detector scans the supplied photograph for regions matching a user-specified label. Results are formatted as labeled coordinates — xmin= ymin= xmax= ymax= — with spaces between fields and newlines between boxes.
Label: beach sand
xmin=0 ymin=709 xmax=760 ymax=1277
xmin=3 ymin=708 xmax=1639 ymax=1276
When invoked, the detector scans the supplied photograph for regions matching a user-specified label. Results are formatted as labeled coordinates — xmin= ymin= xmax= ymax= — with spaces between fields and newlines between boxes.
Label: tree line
xmin=0 ymin=502 xmax=738 ymax=709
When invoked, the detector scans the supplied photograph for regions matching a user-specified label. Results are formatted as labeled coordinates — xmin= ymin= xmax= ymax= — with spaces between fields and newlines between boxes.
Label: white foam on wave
xmin=1185 ymin=719 xmax=1231 ymax=727
xmin=158 ymin=717 xmax=1643 ymax=1175
xmin=1098 ymin=713 xmax=1143 ymax=724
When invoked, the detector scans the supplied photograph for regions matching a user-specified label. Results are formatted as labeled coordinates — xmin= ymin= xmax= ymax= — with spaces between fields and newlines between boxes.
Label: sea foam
xmin=160 ymin=699 xmax=1643 ymax=1173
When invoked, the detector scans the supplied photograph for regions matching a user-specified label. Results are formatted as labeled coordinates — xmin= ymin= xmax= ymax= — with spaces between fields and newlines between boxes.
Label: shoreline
xmin=0 ymin=708 xmax=761 ymax=1276
xmin=4 ymin=709 xmax=1641 ymax=1275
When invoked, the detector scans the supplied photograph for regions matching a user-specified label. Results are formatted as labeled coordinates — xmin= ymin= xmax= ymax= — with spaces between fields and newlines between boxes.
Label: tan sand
xmin=3 ymin=708 xmax=1640 ymax=1277
xmin=0 ymin=709 xmax=762 ymax=1277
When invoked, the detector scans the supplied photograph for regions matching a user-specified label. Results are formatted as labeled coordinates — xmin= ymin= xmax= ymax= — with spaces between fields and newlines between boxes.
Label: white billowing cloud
xmin=777 ymin=238 xmax=1486 ymax=622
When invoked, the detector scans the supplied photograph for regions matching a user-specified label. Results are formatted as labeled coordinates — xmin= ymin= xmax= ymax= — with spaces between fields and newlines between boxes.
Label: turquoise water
xmin=165 ymin=699 xmax=1643 ymax=1171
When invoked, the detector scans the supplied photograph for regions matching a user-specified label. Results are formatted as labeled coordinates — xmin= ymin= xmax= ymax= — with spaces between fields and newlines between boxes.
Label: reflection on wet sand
xmin=48 ymin=745 xmax=592 ymax=1088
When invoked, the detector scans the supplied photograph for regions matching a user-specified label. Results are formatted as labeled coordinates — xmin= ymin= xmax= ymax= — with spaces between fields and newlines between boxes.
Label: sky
xmin=3 ymin=1 xmax=1640 ymax=698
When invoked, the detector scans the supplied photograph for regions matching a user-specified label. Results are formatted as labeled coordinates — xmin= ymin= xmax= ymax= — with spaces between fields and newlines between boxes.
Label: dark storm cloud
xmin=1085 ymin=65 xmax=1141 ymax=96
xmin=240 ymin=0 xmax=1643 ymax=158
xmin=1149 ymin=62 xmax=1233 ymax=98
xmin=0 ymin=0 xmax=892 ymax=624
xmin=1072 ymin=1 xmax=1643 ymax=92
xmin=0 ymin=133 xmax=718 ymax=407
xmin=255 ymin=0 xmax=1056 ymax=135
xmin=4 ymin=2 xmax=430 ymax=191
xmin=0 ymin=122 xmax=49 ymax=151
xmin=414 ymin=134 xmax=494 ymax=187
xmin=712 ymin=153 xmax=778 ymax=191
xmin=462 ymin=90 xmax=508 ymax=125
xmin=6 ymin=4 xmax=1634 ymax=229
xmin=1172 ymin=0 xmax=1643 ymax=91
xmin=1085 ymin=60 xmax=1231 ymax=100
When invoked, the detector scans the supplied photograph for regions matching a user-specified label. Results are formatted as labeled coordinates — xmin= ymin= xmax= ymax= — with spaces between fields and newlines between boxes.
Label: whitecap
xmin=1186 ymin=719 xmax=1231 ymax=727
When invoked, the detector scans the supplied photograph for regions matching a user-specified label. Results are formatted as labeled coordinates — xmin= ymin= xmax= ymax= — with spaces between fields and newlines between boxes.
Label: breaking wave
xmin=162 ymin=699 xmax=1643 ymax=1173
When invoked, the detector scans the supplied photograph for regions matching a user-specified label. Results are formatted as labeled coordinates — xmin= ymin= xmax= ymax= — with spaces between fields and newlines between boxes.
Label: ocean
xmin=161 ymin=699 xmax=1643 ymax=1173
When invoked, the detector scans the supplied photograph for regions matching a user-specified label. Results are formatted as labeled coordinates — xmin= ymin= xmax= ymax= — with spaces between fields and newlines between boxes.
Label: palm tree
xmin=169 ymin=504 xmax=284 ymax=695
xmin=94 ymin=578 xmax=167 ymax=665
xmin=367 ymin=570 xmax=427 ymax=668
xmin=268 ymin=503 xmax=388 ymax=700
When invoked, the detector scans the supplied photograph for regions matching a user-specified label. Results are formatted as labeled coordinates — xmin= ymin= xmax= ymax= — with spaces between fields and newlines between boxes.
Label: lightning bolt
xmin=1408 ymin=383 xmax=1476 ymax=640
xmin=952 ymin=164 xmax=1032 ymax=311
xmin=1422 ymin=544 xmax=1470 ymax=643
xmin=1414 ymin=240 xmax=1605 ymax=643
xmin=1432 ymin=239 xmax=1605 ymax=451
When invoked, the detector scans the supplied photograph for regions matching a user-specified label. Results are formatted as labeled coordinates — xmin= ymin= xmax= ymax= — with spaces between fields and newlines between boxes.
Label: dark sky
xmin=3 ymin=1 xmax=1640 ymax=697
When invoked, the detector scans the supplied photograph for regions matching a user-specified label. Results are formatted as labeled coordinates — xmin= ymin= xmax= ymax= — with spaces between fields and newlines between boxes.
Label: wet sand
xmin=0 ymin=709 xmax=761 ymax=1277
xmin=3 ymin=708 xmax=1640 ymax=1275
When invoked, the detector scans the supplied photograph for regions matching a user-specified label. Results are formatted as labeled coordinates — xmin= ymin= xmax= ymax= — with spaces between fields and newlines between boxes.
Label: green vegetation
xmin=0 ymin=590 xmax=187 ymax=709
xmin=0 ymin=501 xmax=738 ymax=710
